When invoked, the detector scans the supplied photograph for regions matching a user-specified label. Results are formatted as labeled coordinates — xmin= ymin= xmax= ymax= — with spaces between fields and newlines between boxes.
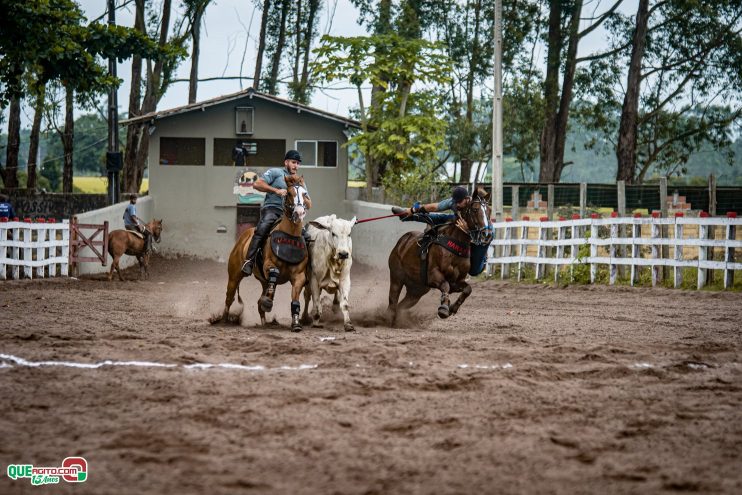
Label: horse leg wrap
xmin=438 ymin=292 xmax=450 ymax=319
xmin=267 ymin=268 xmax=279 ymax=298
xmin=291 ymin=300 xmax=302 ymax=332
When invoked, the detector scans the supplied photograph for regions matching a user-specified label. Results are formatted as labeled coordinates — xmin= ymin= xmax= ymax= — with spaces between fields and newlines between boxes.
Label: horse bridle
xmin=283 ymin=183 xmax=308 ymax=223
xmin=458 ymin=199 xmax=493 ymax=246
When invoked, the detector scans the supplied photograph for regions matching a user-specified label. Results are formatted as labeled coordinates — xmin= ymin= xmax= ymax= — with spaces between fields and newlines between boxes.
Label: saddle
xmin=270 ymin=230 xmax=307 ymax=264
xmin=126 ymin=229 xmax=145 ymax=240
xmin=417 ymin=226 xmax=470 ymax=286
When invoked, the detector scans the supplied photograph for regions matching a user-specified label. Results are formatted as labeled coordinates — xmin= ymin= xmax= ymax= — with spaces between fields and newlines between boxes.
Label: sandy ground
xmin=1 ymin=256 xmax=741 ymax=494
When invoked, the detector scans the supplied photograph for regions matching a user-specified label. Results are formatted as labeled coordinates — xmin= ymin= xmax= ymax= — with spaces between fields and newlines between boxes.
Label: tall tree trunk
xmin=3 ymin=96 xmax=21 ymax=189
xmin=266 ymin=0 xmax=290 ymax=94
xmin=62 ymin=88 xmax=74 ymax=194
xmin=253 ymin=0 xmax=272 ymax=89
xmin=124 ymin=0 xmax=146 ymax=193
xmin=26 ymin=86 xmax=46 ymax=191
xmin=297 ymin=0 xmax=319 ymax=104
xmin=188 ymin=6 xmax=204 ymax=104
xmin=551 ymin=0 xmax=583 ymax=182
xmin=293 ymin=0 xmax=302 ymax=91
xmin=539 ymin=0 xmax=561 ymax=183
xmin=616 ymin=0 xmax=650 ymax=184
xmin=460 ymin=0 xmax=483 ymax=185
xmin=125 ymin=0 xmax=173 ymax=193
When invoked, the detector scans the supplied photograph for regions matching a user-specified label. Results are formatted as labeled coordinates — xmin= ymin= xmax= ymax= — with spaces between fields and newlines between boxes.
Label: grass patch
xmin=73 ymin=177 xmax=148 ymax=194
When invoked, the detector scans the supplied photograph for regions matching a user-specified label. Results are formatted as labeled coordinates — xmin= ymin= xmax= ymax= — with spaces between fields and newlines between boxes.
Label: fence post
xmin=725 ymin=212 xmax=737 ymax=289
xmin=708 ymin=174 xmax=716 ymax=284
xmin=617 ymin=180 xmax=627 ymax=278
xmin=11 ymin=223 xmax=20 ymax=280
xmin=547 ymin=184 xmax=555 ymax=221
xmin=555 ymin=217 xmax=566 ymax=283
xmin=501 ymin=218 xmax=512 ymax=279
xmin=0 ymin=222 xmax=7 ymax=280
xmin=631 ymin=213 xmax=641 ymax=286
xmin=590 ymin=213 xmax=599 ymax=284
xmin=651 ymin=212 xmax=661 ymax=287
xmin=61 ymin=220 xmax=69 ymax=276
xmin=35 ymin=222 xmax=47 ymax=278
xmin=511 ymin=185 xmax=520 ymax=223
xmin=518 ymin=216 xmax=529 ymax=281
xmin=570 ymin=214 xmax=581 ymax=282
xmin=536 ymin=217 xmax=547 ymax=280
xmin=609 ymin=212 xmax=618 ymax=285
xmin=674 ymin=213 xmax=684 ymax=288
xmin=660 ymin=176 xmax=669 ymax=281
xmin=580 ymin=183 xmax=587 ymax=218
xmin=698 ymin=211 xmax=709 ymax=289
xmin=23 ymin=221 xmax=32 ymax=279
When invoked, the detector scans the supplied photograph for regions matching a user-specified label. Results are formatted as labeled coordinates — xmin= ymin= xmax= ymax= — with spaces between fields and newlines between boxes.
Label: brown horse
xmin=220 ymin=175 xmax=311 ymax=331
xmin=387 ymin=187 xmax=492 ymax=326
xmin=107 ymin=219 xmax=163 ymax=281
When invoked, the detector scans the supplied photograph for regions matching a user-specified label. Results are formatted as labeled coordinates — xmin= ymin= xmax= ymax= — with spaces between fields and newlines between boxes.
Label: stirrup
xmin=241 ymin=259 xmax=253 ymax=275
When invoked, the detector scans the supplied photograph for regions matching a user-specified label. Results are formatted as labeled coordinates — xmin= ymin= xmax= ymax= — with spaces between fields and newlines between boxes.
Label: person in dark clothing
xmin=241 ymin=149 xmax=311 ymax=276
xmin=0 ymin=194 xmax=16 ymax=220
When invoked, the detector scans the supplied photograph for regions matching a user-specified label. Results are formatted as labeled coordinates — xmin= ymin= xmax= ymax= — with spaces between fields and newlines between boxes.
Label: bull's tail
xmin=237 ymin=284 xmax=243 ymax=305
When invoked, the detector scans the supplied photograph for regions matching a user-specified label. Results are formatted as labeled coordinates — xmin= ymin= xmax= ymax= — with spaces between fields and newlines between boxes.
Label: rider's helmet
xmin=284 ymin=149 xmax=302 ymax=162
xmin=452 ymin=186 xmax=468 ymax=203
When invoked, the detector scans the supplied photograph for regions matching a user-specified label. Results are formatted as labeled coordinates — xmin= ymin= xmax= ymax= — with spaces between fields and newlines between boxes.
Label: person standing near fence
xmin=0 ymin=194 xmax=16 ymax=220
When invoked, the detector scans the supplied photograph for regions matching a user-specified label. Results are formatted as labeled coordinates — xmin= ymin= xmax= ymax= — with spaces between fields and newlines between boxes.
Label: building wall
xmin=148 ymin=95 xmax=351 ymax=261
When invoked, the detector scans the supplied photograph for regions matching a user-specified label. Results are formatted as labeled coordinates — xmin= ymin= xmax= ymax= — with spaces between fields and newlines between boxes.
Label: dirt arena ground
xmin=1 ymin=256 xmax=741 ymax=494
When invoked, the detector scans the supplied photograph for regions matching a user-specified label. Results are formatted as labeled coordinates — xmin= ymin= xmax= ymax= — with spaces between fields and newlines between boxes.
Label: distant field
xmin=74 ymin=177 xmax=148 ymax=194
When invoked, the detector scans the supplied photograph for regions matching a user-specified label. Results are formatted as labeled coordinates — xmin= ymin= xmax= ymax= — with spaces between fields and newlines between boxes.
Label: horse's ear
xmin=477 ymin=186 xmax=490 ymax=201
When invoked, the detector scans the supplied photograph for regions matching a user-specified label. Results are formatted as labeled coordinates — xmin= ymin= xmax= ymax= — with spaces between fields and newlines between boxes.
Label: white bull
xmin=302 ymin=214 xmax=356 ymax=331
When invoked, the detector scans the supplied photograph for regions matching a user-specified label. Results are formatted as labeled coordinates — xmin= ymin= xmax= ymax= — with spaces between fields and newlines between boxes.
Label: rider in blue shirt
xmin=391 ymin=186 xmax=489 ymax=276
xmin=242 ymin=149 xmax=311 ymax=275
xmin=0 ymin=194 xmax=16 ymax=220
xmin=123 ymin=194 xmax=151 ymax=252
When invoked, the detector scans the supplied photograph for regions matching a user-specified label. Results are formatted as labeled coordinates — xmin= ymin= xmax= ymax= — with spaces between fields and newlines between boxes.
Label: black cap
xmin=452 ymin=186 xmax=468 ymax=203
xmin=284 ymin=149 xmax=302 ymax=162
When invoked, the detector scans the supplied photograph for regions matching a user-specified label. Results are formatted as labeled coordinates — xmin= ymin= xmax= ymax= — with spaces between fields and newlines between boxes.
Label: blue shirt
xmin=261 ymin=167 xmax=309 ymax=210
xmin=123 ymin=203 xmax=138 ymax=226
xmin=0 ymin=201 xmax=15 ymax=219
xmin=436 ymin=197 xmax=456 ymax=212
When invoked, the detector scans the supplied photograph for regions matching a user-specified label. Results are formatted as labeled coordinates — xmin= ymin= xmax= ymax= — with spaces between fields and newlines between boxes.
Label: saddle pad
xmin=432 ymin=235 xmax=470 ymax=257
xmin=127 ymin=230 xmax=144 ymax=239
xmin=270 ymin=231 xmax=307 ymax=264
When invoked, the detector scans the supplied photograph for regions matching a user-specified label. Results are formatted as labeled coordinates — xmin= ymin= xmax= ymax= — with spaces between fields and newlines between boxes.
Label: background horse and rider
xmin=107 ymin=219 xmax=163 ymax=281
xmin=219 ymin=174 xmax=311 ymax=331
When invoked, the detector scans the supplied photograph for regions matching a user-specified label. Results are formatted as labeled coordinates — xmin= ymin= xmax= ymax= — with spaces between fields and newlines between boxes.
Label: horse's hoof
xmin=291 ymin=324 xmax=302 ymax=332
xmin=437 ymin=305 xmax=450 ymax=318
xmin=344 ymin=322 xmax=355 ymax=332
xmin=259 ymin=296 xmax=273 ymax=313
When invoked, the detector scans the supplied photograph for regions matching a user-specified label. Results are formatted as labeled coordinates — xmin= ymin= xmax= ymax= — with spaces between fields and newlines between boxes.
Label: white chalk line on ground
xmin=0 ymin=353 xmax=317 ymax=372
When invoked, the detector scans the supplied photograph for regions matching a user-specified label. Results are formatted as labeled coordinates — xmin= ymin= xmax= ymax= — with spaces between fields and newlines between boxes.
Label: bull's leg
xmin=259 ymin=267 xmax=279 ymax=313
xmin=310 ymin=276 xmax=323 ymax=327
xmin=332 ymin=292 xmax=341 ymax=314
xmin=448 ymin=282 xmax=472 ymax=316
xmin=290 ymin=271 xmax=306 ymax=332
xmin=338 ymin=279 xmax=354 ymax=332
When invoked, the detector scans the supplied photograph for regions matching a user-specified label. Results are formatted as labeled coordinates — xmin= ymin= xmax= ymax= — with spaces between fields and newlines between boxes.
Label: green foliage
xmin=0 ymin=0 xmax=177 ymax=105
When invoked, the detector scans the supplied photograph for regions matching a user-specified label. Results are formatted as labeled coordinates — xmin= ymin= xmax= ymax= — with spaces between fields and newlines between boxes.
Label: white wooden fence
xmin=0 ymin=220 xmax=70 ymax=280
xmin=486 ymin=214 xmax=741 ymax=289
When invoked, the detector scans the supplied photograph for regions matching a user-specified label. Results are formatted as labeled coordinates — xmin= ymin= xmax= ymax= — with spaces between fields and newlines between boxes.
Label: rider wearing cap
xmin=242 ymin=149 xmax=311 ymax=275
xmin=391 ymin=186 xmax=489 ymax=276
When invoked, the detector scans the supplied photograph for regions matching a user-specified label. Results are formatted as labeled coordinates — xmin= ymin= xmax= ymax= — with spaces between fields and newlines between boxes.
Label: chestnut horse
xmin=387 ymin=187 xmax=492 ymax=326
xmin=220 ymin=175 xmax=311 ymax=331
xmin=107 ymin=219 xmax=163 ymax=281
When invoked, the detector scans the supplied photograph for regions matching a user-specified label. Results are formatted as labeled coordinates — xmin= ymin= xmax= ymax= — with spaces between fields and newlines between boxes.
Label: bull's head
xmin=313 ymin=214 xmax=353 ymax=261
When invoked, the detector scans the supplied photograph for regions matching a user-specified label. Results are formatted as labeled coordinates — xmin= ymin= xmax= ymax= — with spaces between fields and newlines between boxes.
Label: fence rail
xmin=0 ymin=220 xmax=70 ymax=280
xmin=486 ymin=214 xmax=741 ymax=289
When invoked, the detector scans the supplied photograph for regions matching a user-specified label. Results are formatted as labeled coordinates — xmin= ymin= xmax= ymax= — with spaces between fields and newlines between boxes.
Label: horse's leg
xmin=143 ymin=252 xmax=150 ymax=280
xmin=290 ymin=270 xmax=306 ymax=332
xmin=113 ymin=254 xmax=125 ymax=281
xmin=257 ymin=278 xmax=268 ymax=326
xmin=448 ymin=281 xmax=472 ymax=316
xmin=398 ymin=285 xmax=429 ymax=312
xmin=137 ymin=255 xmax=145 ymax=280
xmin=387 ymin=275 xmax=404 ymax=327
xmin=259 ymin=265 xmax=279 ymax=313
xmin=429 ymin=267 xmax=451 ymax=318
xmin=108 ymin=254 xmax=117 ymax=281
xmin=222 ymin=274 xmax=243 ymax=321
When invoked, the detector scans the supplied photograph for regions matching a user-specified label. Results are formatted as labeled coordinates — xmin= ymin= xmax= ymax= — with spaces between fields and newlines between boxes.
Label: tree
xmin=26 ymin=83 xmax=46 ymax=190
xmin=253 ymin=0 xmax=272 ymax=89
xmin=287 ymin=0 xmax=322 ymax=104
xmin=183 ymin=0 xmax=213 ymax=104
xmin=2 ymin=97 xmax=21 ymax=188
xmin=312 ymin=33 xmax=451 ymax=195
xmin=123 ymin=0 xmax=188 ymax=193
